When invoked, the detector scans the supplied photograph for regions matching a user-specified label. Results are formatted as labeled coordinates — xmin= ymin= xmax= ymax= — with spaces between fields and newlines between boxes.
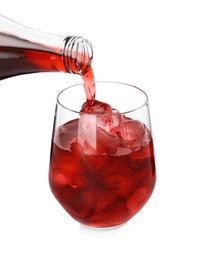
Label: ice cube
xmin=119 ymin=120 xmax=151 ymax=149
xmin=62 ymin=187 xmax=97 ymax=219
xmin=83 ymin=154 xmax=110 ymax=171
xmin=126 ymin=187 xmax=148 ymax=215
xmin=111 ymin=109 xmax=122 ymax=128
xmin=81 ymin=100 xmax=113 ymax=115
xmin=99 ymin=159 xmax=133 ymax=198
xmin=88 ymin=185 xmax=118 ymax=213
xmin=120 ymin=120 xmax=145 ymax=142
xmin=81 ymin=100 xmax=115 ymax=132
xmin=93 ymin=199 xmax=128 ymax=227
xmin=50 ymin=165 xmax=89 ymax=191
xmin=128 ymin=139 xmax=154 ymax=165
xmin=78 ymin=122 xmax=119 ymax=156
xmin=54 ymin=119 xmax=78 ymax=150
xmin=115 ymin=145 xmax=132 ymax=156
xmin=50 ymin=142 xmax=91 ymax=190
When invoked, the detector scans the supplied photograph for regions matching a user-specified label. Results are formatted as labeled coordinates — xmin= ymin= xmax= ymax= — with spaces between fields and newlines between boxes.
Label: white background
xmin=1 ymin=0 xmax=205 ymax=259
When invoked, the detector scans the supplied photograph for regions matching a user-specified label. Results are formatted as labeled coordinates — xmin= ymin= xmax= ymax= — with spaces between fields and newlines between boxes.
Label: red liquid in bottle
xmin=0 ymin=32 xmax=67 ymax=80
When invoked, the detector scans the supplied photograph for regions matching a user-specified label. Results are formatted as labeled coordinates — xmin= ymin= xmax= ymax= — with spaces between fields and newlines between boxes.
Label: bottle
xmin=0 ymin=14 xmax=93 ymax=80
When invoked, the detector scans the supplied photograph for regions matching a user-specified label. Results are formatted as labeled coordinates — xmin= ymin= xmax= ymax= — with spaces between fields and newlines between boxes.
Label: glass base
xmin=80 ymin=222 xmax=127 ymax=231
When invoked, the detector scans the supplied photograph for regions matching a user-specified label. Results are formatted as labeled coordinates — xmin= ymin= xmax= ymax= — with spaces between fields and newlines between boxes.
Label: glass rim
xmin=56 ymin=81 xmax=149 ymax=115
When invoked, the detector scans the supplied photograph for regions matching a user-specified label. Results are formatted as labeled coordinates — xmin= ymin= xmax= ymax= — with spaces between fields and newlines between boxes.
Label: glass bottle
xmin=0 ymin=14 xmax=93 ymax=80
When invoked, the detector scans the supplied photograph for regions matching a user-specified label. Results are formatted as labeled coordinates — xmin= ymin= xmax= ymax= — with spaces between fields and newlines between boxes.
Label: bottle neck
xmin=63 ymin=36 xmax=93 ymax=75
xmin=0 ymin=14 xmax=93 ymax=77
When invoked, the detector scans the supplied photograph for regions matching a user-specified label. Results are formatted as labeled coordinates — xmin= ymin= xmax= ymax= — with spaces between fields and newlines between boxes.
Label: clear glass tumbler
xmin=49 ymin=81 xmax=156 ymax=229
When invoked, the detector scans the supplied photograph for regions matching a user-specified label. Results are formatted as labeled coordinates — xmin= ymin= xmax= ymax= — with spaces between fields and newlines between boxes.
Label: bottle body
xmin=0 ymin=15 xmax=93 ymax=80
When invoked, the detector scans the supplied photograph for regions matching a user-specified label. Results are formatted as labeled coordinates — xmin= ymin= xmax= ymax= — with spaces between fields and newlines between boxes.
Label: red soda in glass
xmin=49 ymin=81 xmax=156 ymax=228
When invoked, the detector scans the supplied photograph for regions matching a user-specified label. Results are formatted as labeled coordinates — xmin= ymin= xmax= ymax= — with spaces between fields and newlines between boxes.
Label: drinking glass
xmin=49 ymin=81 xmax=156 ymax=229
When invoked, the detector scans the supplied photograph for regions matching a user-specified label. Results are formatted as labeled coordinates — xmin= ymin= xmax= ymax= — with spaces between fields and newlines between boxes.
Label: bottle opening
xmin=63 ymin=36 xmax=93 ymax=75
